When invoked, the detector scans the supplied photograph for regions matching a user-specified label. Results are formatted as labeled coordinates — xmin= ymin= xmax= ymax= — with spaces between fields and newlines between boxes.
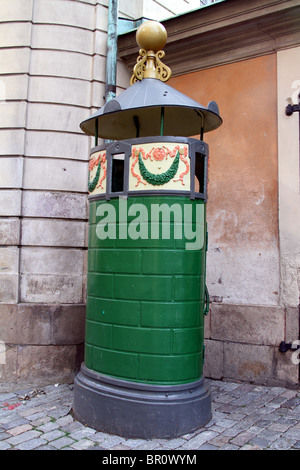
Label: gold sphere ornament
xmin=130 ymin=21 xmax=171 ymax=84
xmin=136 ymin=21 xmax=167 ymax=52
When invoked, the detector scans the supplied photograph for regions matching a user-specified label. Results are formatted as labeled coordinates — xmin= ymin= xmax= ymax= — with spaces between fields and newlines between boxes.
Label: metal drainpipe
xmin=97 ymin=0 xmax=118 ymax=146
xmin=105 ymin=0 xmax=119 ymax=104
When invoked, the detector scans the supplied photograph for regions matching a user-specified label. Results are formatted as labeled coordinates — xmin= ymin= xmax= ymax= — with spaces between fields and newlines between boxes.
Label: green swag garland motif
xmin=138 ymin=150 xmax=180 ymax=186
xmin=88 ymin=161 xmax=101 ymax=193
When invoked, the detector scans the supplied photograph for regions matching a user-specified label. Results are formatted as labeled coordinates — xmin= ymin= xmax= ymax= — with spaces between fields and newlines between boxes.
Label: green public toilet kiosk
xmin=73 ymin=21 xmax=222 ymax=438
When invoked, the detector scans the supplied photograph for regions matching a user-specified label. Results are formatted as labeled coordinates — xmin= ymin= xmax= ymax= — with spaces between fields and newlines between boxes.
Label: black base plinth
xmin=73 ymin=364 xmax=212 ymax=439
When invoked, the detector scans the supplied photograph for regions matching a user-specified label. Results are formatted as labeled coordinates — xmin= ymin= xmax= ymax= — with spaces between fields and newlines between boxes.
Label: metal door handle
xmin=203 ymin=285 xmax=209 ymax=316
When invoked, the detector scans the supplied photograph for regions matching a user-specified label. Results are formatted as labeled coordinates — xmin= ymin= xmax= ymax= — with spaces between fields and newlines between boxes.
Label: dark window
xmin=195 ymin=153 xmax=205 ymax=194
xmin=111 ymin=154 xmax=125 ymax=192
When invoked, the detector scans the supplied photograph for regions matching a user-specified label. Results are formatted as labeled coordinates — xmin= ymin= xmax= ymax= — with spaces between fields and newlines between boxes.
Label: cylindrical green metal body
xmin=85 ymin=195 xmax=207 ymax=385
xmin=74 ymin=136 xmax=212 ymax=438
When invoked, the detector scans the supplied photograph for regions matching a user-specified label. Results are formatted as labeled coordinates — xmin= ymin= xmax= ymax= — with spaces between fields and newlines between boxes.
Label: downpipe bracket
xmin=279 ymin=341 xmax=300 ymax=353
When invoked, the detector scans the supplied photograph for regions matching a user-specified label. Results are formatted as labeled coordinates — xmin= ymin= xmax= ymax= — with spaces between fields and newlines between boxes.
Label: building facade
xmin=0 ymin=0 xmax=299 ymax=389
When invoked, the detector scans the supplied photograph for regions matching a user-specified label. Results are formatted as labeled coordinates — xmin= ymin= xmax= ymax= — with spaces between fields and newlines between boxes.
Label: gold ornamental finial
xmin=130 ymin=21 xmax=172 ymax=85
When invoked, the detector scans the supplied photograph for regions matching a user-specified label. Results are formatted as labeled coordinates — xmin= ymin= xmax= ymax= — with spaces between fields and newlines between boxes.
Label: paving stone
xmin=227 ymin=411 xmax=248 ymax=422
xmin=0 ymin=393 xmax=17 ymax=410
xmin=6 ymin=429 xmax=42 ymax=446
xmin=213 ymin=418 xmax=237 ymax=429
xmin=87 ymin=431 xmax=108 ymax=443
xmin=208 ymin=424 xmax=230 ymax=433
xmin=15 ymin=437 xmax=48 ymax=450
xmin=275 ymin=417 xmax=296 ymax=427
xmin=179 ymin=431 xmax=219 ymax=449
xmin=223 ymin=424 xmax=250 ymax=437
xmin=198 ymin=443 xmax=218 ymax=450
xmin=234 ymin=393 xmax=260 ymax=406
xmin=281 ymin=390 xmax=298 ymax=399
xmin=56 ymin=414 xmax=74 ymax=426
xmin=25 ymin=412 xmax=46 ymax=421
xmin=37 ymin=421 xmax=60 ymax=433
xmin=214 ymin=394 xmax=234 ymax=404
xmin=214 ymin=404 xmax=241 ymax=415
xmin=2 ymin=417 xmax=29 ymax=430
xmin=50 ymin=436 xmax=76 ymax=449
xmin=0 ymin=411 xmax=20 ymax=424
xmin=208 ymin=434 xmax=232 ymax=447
xmin=0 ymin=441 xmax=12 ymax=450
xmin=70 ymin=439 xmax=96 ymax=450
xmin=18 ymin=405 xmax=45 ymax=418
xmin=123 ymin=438 xmax=147 ymax=448
xmin=68 ymin=427 xmax=97 ymax=440
xmin=135 ymin=441 xmax=161 ymax=450
xmin=254 ymin=418 xmax=274 ymax=428
xmin=30 ymin=416 xmax=52 ymax=427
xmin=218 ymin=443 xmax=240 ymax=450
xmin=46 ymin=406 xmax=71 ymax=419
xmin=110 ymin=444 xmax=134 ymax=450
xmin=248 ymin=436 xmax=270 ymax=448
xmin=281 ymin=397 xmax=300 ymax=409
xmin=88 ymin=445 xmax=106 ymax=450
xmin=154 ymin=438 xmax=185 ymax=450
xmin=219 ymin=382 xmax=241 ymax=392
xmin=239 ymin=444 xmax=263 ymax=450
xmin=270 ymin=396 xmax=289 ymax=406
xmin=230 ymin=431 xmax=256 ymax=446
xmin=268 ymin=421 xmax=293 ymax=432
xmin=269 ymin=438 xmax=297 ymax=450
xmin=42 ymin=429 xmax=66 ymax=442
xmin=35 ymin=444 xmax=57 ymax=450
xmin=283 ymin=426 xmax=300 ymax=440
xmin=257 ymin=429 xmax=281 ymax=443
xmin=60 ymin=420 xmax=83 ymax=434
xmin=7 ymin=423 xmax=32 ymax=436
xmin=267 ymin=387 xmax=287 ymax=396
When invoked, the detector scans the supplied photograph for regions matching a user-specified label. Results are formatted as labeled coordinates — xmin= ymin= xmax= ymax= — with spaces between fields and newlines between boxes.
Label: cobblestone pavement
xmin=0 ymin=379 xmax=300 ymax=451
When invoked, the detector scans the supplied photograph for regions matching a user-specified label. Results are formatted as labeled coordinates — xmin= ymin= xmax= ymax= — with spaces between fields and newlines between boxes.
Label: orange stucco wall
xmin=170 ymin=54 xmax=279 ymax=304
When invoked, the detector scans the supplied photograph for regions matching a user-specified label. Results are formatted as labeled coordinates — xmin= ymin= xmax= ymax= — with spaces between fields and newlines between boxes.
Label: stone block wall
xmin=204 ymin=305 xmax=299 ymax=389
xmin=0 ymin=0 xmax=131 ymax=387
xmin=0 ymin=303 xmax=85 ymax=388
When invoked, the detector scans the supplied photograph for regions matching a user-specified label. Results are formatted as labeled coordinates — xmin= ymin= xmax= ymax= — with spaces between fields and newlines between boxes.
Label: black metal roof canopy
xmin=80 ymin=20 xmax=222 ymax=140
xmin=80 ymin=78 xmax=221 ymax=140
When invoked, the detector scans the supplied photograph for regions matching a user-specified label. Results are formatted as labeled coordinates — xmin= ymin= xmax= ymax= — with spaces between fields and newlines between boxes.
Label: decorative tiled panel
xmin=129 ymin=142 xmax=190 ymax=191
xmin=88 ymin=150 xmax=107 ymax=195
